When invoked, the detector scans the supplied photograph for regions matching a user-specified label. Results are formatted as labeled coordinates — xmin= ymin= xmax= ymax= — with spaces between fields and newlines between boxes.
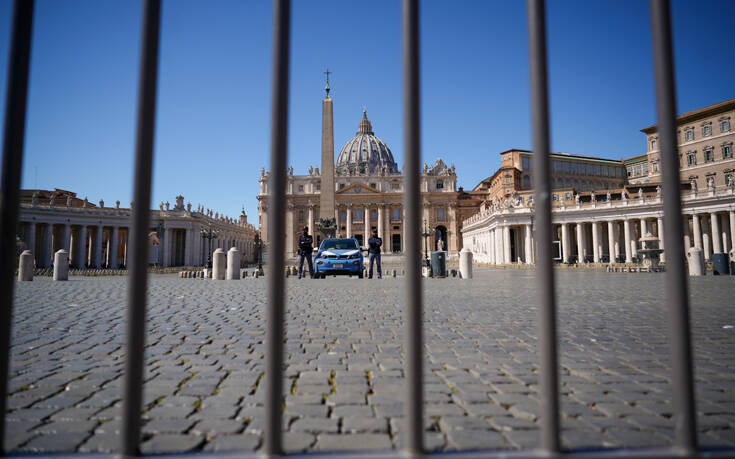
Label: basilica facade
xmin=257 ymin=90 xmax=481 ymax=259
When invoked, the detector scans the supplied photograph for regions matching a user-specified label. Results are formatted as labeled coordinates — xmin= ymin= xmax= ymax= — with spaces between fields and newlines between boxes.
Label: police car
xmin=313 ymin=238 xmax=364 ymax=278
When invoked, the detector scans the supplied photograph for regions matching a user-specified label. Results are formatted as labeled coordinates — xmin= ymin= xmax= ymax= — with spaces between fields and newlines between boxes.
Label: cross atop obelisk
xmin=324 ymin=68 xmax=332 ymax=97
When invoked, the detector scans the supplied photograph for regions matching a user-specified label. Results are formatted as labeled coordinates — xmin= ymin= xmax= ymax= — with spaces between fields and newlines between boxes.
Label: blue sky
xmin=1 ymin=0 xmax=733 ymax=227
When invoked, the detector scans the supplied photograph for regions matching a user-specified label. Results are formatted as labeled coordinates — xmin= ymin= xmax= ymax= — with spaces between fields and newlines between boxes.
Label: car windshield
xmin=320 ymin=239 xmax=359 ymax=250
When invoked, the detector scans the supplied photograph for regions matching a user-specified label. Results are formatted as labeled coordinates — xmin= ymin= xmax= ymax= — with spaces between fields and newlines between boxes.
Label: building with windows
xmin=641 ymin=97 xmax=735 ymax=189
xmin=257 ymin=85 xmax=483 ymax=258
xmin=462 ymin=97 xmax=735 ymax=265
xmin=16 ymin=190 xmax=257 ymax=269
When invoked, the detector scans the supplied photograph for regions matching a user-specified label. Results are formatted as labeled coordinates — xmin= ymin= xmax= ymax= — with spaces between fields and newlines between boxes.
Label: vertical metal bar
xmin=0 ymin=0 xmax=34 ymax=451
xmin=402 ymin=0 xmax=423 ymax=454
xmin=526 ymin=0 xmax=561 ymax=453
xmin=649 ymin=0 xmax=697 ymax=454
xmin=121 ymin=0 xmax=161 ymax=455
xmin=264 ymin=0 xmax=290 ymax=455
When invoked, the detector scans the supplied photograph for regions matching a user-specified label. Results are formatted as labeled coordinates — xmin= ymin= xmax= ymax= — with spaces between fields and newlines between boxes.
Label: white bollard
xmin=212 ymin=248 xmax=226 ymax=280
xmin=53 ymin=249 xmax=69 ymax=281
xmin=459 ymin=247 xmax=473 ymax=279
xmin=687 ymin=247 xmax=705 ymax=276
xmin=226 ymin=247 xmax=241 ymax=280
xmin=18 ymin=250 xmax=33 ymax=281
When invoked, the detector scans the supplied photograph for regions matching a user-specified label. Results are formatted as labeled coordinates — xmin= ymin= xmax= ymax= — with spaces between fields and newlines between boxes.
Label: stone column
xmin=721 ymin=214 xmax=729 ymax=253
xmin=94 ymin=226 xmax=103 ymax=268
xmin=260 ymin=205 xmax=268 ymax=245
xmin=524 ymin=224 xmax=532 ymax=264
xmin=702 ymin=215 xmax=711 ymax=261
xmin=377 ymin=205 xmax=385 ymax=241
xmin=503 ymin=225 xmax=511 ymax=263
xmin=487 ymin=230 xmax=495 ymax=264
xmin=640 ymin=218 xmax=648 ymax=249
xmin=623 ymin=219 xmax=632 ymax=263
xmin=576 ymin=222 xmax=584 ymax=263
xmin=162 ymin=227 xmax=171 ymax=267
xmin=607 ymin=221 xmax=615 ymax=263
xmin=692 ymin=214 xmax=702 ymax=249
xmin=657 ymin=217 xmax=665 ymax=263
xmin=561 ymin=223 xmax=570 ymax=263
xmin=592 ymin=221 xmax=600 ymax=263
xmin=711 ymin=212 xmax=722 ymax=254
xmin=63 ymin=223 xmax=71 ymax=252
xmin=730 ymin=211 xmax=735 ymax=254
xmin=75 ymin=226 xmax=87 ymax=268
xmin=110 ymin=226 xmax=119 ymax=268
xmin=613 ymin=222 xmax=620 ymax=262
xmin=448 ymin=204 xmax=458 ymax=254
xmin=27 ymin=222 xmax=36 ymax=258
xmin=346 ymin=204 xmax=352 ymax=238
xmin=286 ymin=204 xmax=294 ymax=257
xmin=384 ymin=205 xmax=392 ymax=254
xmin=308 ymin=205 xmax=315 ymax=238
xmin=43 ymin=224 xmax=53 ymax=268
xmin=364 ymin=206 xmax=371 ymax=243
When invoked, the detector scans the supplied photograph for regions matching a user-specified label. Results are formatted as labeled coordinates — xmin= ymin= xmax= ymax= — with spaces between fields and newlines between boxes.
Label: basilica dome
xmin=335 ymin=110 xmax=399 ymax=176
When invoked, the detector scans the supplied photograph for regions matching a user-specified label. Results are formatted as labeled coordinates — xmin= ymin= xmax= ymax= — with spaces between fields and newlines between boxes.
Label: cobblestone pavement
xmin=5 ymin=269 xmax=735 ymax=454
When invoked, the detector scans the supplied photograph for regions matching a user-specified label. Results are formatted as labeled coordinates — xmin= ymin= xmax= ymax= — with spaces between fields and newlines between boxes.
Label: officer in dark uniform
xmin=297 ymin=226 xmax=314 ymax=279
xmin=367 ymin=228 xmax=382 ymax=279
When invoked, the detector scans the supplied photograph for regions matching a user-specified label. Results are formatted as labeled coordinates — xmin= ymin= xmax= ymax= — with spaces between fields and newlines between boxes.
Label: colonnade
xmin=465 ymin=209 xmax=735 ymax=266
xmin=18 ymin=222 xmax=128 ymax=269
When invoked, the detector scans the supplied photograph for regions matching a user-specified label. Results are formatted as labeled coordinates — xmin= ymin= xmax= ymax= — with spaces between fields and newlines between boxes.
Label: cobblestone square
xmin=5 ymin=269 xmax=735 ymax=454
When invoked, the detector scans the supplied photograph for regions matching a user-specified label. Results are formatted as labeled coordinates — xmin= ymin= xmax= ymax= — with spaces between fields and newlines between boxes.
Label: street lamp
xmin=421 ymin=219 xmax=432 ymax=268
xmin=254 ymin=233 xmax=264 ymax=275
xmin=200 ymin=224 xmax=219 ymax=268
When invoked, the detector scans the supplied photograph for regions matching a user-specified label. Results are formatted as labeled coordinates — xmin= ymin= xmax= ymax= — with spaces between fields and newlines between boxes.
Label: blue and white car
xmin=313 ymin=238 xmax=364 ymax=278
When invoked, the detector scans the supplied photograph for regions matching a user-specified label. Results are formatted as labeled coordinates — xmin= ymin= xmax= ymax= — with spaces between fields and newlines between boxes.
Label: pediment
xmin=336 ymin=183 xmax=381 ymax=194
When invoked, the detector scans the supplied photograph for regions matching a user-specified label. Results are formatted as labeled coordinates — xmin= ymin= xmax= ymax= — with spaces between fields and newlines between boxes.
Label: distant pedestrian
xmin=368 ymin=228 xmax=382 ymax=279
xmin=297 ymin=226 xmax=314 ymax=279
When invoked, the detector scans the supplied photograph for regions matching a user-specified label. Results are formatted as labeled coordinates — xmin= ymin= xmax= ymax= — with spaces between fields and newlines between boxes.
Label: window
xmin=552 ymin=193 xmax=558 ymax=201
xmin=686 ymin=152 xmax=696 ymax=166
xmin=339 ymin=211 xmax=346 ymax=222
xmin=436 ymin=180 xmax=444 ymax=189
xmin=704 ymin=148 xmax=714 ymax=162
xmin=652 ymin=161 xmax=659 ymax=173
xmin=298 ymin=211 xmax=304 ymax=223
xmin=634 ymin=164 xmax=641 ymax=176
xmin=392 ymin=207 xmax=400 ymax=221
xmin=684 ymin=128 xmax=694 ymax=141
xmin=725 ymin=173 xmax=734 ymax=186
xmin=627 ymin=166 xmax=633 ymax=177
xmin=391 ymin=183 xmax=400 ymax=190
xmin=720 ymin=119 xmax=731 ymax=133
xmin=650 ymin=138 xmax=657 ymax=151
xmin=298 ymin=185 xmax=304 ymax=192
xmin=354 ymin=208 xmax=363 ymax=221
xmin=437 ymin=208 xmax=445 ymax=221
xmin=702 ymin=123 xmax=712 ymax=137
xmin=504 ymin=177 xmax=511 ymax=184
xmin=370 ymin=183 xmax=377 ymax=189
xmin=564 ymin=192 xmax=571 ymax=200
xmin=723 ymin=144 xmax=733 ymax=159
xmin=339 ymin=183 xmax=345 ymax=189
xmin=316 ymin=184 xmax=321 ymax=191
xmin=521 ymin=157 xmax=530 ymax=170
xmin=371 ymin=210 xmax=377 ymax=221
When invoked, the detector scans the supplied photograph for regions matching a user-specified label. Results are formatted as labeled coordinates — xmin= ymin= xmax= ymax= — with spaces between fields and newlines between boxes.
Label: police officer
xmin=367 ymin=228 xmax=382 ymax=279
xmin=297 ymin=226 xmax=314 ymax=279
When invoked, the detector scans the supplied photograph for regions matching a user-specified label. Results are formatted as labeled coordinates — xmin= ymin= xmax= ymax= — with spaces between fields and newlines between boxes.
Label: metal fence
xmin=0 ymin=0 xmax=723 ymax=457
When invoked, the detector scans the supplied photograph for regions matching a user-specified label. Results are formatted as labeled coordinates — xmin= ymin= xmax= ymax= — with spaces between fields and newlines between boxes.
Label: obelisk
xmin=320 ymin=69 xmax=335 ymax=221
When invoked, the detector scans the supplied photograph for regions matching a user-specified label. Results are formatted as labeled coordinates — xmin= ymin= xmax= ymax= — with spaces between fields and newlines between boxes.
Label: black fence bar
xmin=0 ymin=0 xmax=35 ymax=452
xmin=648 ymin=0 xmax=697 ymax=454
xmin=121 ymin=0 xmax=161 ymax=455
xmin=526 ymin=0 xmax=561 ymax=453
xmin=401 ymin=0 xmax=424 ymax=454
xmin=264 ymin=0 xmax=291 ymax=455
